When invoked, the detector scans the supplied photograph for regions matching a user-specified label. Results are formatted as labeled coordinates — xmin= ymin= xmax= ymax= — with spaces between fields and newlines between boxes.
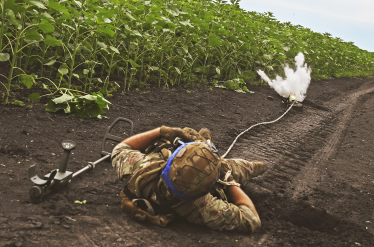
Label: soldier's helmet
xmin=161 ymin=141 xmax=222 ymax=200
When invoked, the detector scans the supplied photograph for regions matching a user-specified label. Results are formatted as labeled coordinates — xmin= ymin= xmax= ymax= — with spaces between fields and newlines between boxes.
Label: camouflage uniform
xmin=112 ymin=142 xmax=262 ymax=232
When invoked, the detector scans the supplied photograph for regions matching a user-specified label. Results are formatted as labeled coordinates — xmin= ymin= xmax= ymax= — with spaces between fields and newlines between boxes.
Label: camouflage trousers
xmin=222 ymin=158 xmax=266 ymax=185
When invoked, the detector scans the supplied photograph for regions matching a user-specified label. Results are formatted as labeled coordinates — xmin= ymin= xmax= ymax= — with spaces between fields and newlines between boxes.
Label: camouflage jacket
xmin=112 ymin=142 xmax=261 ymax=232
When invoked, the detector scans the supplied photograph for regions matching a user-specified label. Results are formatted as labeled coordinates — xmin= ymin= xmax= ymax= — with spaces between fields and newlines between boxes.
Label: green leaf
xmin=110 ymin=46 xmax=120 ymax=54
xmin=223 ymin=79 xmax=239 ymax=90
xmin=97 ymin=41 xmax=107 ymax=49
xmin=40 ymin=12 xmax=54 ymax=21
xmin=80 ymin=95 xmax=97 ymax=101
xmin=46 ymin=99 xmax=71 ymax=113
xmin=68 ymin=6 xmax=80 ymax=18
xmin=13 ymin=100 xmax=24 ymax=106
xmin=44 ymin=59 xmax=56 ymax=66
xmin=83 ymin=69 xmax=89 ymax=75
xmin=0 ymin=53 xmax=10 ymax=62
xmin=73 ymin=0 xmax=82 ymax=8
xmin=103 ymin=18 xmax=112 ymax=24
xmin=5 ymin=0 xmax=27 ymax=14
xmin=126 ymin=12 xmax=136 ymax=20
xmin=159 ymin=69 xmax=167 ymax=75
xmin=97 ymin=26 xmax=115 ymax=37
xmin=65 ymin=104 xmax=72 ymax=113
xmin=128 ymin=59 xmax=140 ymax=68
xmin=44 ymin=35 xmax=62 ymax=46
xmin=53 ymin=94 xmax=74 ymax=104
xmin=149 ymin=66 xmax=159 ymax=71
xmin=38 ymin=20 xmax=55 ymax=33
xmin=92 ymin=92 xmax=111 ymax=109
xmin=216 ymin=67 xmax=220 ymax=75
xmin=24 ymin=29 xmax=43 ymax=41
xmin=208 ymin=35 xmax=221 ymax=47
xmin=29 ymin=0 xmax=47 ymax=9
xmin=182 ymin=45 xmax=188 ymax=54
xmin=46 ymin=100 xmax=60 ymax=112
xmin=131 ymin=30 xmax=142 ymax=37
xmin=100 ymin=48 xmax=110 ymax=54
xmin=48 ymin=1 xmax=71 ymax=17
xmin=58 ymin=65 xmax=69 ymax=75
xmin=19 ymin=75 xmax=35 ymax=89
xmin=176 ymin=48 xmax=184 ymax=55
xmin=166 ymin=9 xmax=179 ymax=17
xmin=28 ymin=92 xmax=41 ymax=102
xmin=6 ymin=9 xmax=21 ymax=29
xmin=179 ymin=20 xmax=193 ymax=27
xmin=263 ymin=54 xmax=272 ymax=60
xmin=215 ymin=85 xmax=225 ymax=89
xmin=227 ymin=35 xmax=237 ymax=43
xmin=42 ymin=83 xmax=49 ymax=91
xmin=242 ymin=86 xmax=249 ymax=93
xmin=234 ymin=88 xmax=246 ymax=93
xmin=74 ymin=200 xmax=86 ymax=204
xmin=71 ymin=101 xmax=103 ymax=118
xmin=211 ymin=80 xmax=219 ymax=86
xmin=82 ymin=41 xmax=93 ymax=51
xmin=62 ymin=23 xmax=75 ymax=30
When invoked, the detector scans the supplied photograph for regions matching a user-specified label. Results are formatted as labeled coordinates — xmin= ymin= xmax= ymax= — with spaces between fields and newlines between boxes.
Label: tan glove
xmin=160 ymin=126 xmax=195 ymax=143
xmin=182 ymin=127 xmax=214 ymax=144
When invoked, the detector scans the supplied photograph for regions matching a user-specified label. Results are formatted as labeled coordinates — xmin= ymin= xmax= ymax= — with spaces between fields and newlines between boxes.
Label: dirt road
xmin=1 ymin=77 xmax=374 ymax=246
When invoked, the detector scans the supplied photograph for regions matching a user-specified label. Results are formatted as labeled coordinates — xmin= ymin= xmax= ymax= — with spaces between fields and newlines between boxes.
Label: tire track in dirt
xmin=226 ymin=102 xmax=331 ymax=189
xmin=225 ymin=79 xmax=374 ymax=235
xmin=290 ymin=81 xmax=374 ymax=198
xmin=227 ymin=79 xmax=374 ymax=196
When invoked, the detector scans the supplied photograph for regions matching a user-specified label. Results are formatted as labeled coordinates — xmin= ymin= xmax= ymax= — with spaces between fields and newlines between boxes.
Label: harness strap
xmin=132 ymin=198 xmax=155 ymax=216
xmin=122 ymin=181 xmax=157 ymax=216
xmin=122 ymin=183 xmax=137 ymax=200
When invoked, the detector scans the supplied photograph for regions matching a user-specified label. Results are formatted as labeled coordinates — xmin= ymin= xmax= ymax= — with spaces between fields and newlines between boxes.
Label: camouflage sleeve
xmin=172 ymin=193 xmax=261 ymax=232
xmin=111 ymin=142 xmax=162 ymax=180
xmin=223 ymin=159 xmax=265 ymax=186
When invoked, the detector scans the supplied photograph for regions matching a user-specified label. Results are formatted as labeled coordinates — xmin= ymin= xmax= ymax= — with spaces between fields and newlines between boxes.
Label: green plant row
xmin=1 ymin=0 xmax=374 ymax=110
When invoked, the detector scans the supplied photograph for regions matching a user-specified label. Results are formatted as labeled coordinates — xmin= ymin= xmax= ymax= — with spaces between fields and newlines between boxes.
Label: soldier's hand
xmin=160 ymin=126 xmax=195 ymax=143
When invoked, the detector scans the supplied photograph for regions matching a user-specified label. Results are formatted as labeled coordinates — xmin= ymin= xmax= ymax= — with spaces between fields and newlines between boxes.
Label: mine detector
xmin=28 ymin=117 xmax=133 ymax=204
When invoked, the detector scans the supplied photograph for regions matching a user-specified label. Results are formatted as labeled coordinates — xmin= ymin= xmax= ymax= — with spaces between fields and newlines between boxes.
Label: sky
xmin=239 ymin=0 xmax=374 ymax=52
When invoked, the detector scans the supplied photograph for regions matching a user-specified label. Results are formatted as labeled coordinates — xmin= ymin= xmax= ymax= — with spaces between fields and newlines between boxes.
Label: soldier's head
xmin=161 ymin=141 xmax=221 ymax=200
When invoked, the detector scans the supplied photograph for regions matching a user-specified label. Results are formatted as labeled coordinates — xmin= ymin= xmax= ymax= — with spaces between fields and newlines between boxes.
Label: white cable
xmin=221 ymin=102 xmax=295 ymax=158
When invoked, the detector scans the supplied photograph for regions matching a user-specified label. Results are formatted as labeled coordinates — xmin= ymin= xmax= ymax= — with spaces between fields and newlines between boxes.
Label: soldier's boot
xmin=199 ymin=128 xmax=214 ymax=145
xmin=251 ymin=162 xmax=267 ymax=177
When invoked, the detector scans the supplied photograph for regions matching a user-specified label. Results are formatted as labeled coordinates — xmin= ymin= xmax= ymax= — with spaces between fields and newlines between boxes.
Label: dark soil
xmin=1 ymin=77 xmax=374 ymax=247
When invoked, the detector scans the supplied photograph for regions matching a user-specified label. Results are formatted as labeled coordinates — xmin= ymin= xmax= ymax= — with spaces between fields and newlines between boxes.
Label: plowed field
xmin=1 ymin=77 xmax=374 ymax=246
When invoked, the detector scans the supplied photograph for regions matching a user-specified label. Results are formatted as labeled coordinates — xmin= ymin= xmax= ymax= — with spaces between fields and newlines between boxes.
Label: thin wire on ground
xmin=221 ymin=102 xmax=295 ymax=158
